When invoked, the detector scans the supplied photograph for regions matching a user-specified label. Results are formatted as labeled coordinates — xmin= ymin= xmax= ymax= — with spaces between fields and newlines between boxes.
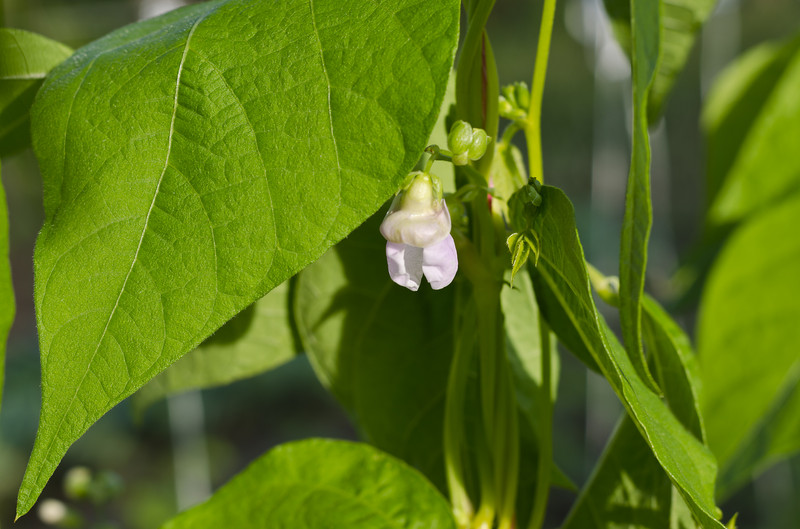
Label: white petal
xmin=422 ymin=235 xmax=458 ymax=290
xmin=386 ymin=242 xmax=423 ymax=291
xmin=380 ymin=200 xmax=451 ymax=247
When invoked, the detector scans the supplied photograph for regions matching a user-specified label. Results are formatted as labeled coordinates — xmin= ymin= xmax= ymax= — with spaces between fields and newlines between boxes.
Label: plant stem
xmin=524 ymin=0 xmax=557 ymax=184
xmin=528 ymin=316 xmax=553 ymax=529
xmin=445 ymin=287 xmax=478 ymax=528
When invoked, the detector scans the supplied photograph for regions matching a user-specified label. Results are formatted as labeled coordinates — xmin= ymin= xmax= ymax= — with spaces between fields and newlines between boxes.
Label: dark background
xmin=1 ymin=0 xmax=799 ymax=527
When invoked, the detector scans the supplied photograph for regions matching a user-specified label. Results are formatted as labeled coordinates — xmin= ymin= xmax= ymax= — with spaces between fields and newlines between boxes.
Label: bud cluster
xmin=499 ymin=82 xmax=531 ymax=121
xmin=447 ymin=120 xmax=490 ymax=166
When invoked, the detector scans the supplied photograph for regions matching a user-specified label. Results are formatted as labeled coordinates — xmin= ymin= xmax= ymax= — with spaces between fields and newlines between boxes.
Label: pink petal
xmin=386 ymin=242 xmax=423 ymax=291
xmin=422 ymin=235 xmax=458 ymax=290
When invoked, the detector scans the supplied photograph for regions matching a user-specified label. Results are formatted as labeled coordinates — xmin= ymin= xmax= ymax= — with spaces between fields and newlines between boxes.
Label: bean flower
xmin=380 ymin=172 xmax=458 ymax=291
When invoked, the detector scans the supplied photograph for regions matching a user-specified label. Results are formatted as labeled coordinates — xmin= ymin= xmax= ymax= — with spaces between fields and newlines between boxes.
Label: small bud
xmin=514 ymin=82 xmax=531 ymax=109
xmin=448 ymin=120 xmax=473 ymax=155
xmin=468 ymin=129 xmax=490 ymax=161
xmin=501 ymin=85 xmax=518 ymax=107
xmin=498 ymin=96 xmax=515 ymax=119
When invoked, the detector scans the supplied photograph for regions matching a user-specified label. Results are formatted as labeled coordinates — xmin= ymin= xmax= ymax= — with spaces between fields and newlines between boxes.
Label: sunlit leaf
xmin=704 ymin=34 xmax=800 ymax=224
xmin=134 ymin=280 xmax=299 ymax=414
xmin=161 ymin=439 xmax=457 ymax=529
xmin=19 ymin=0 xmax=459 ymax=516
xmin=699 ymin=193 xmax=800 ymax=498
xmin=0 ymin=29 xmax=72 ymax=155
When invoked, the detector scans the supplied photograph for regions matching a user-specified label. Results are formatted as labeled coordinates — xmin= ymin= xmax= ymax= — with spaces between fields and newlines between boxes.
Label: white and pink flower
xmin=380 ymin=172 xmax=458 ymax=291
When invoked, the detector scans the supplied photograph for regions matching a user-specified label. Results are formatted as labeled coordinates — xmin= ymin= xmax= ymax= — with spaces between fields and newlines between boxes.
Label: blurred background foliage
xmin=1 ymin=0 xmax=799 ymax=527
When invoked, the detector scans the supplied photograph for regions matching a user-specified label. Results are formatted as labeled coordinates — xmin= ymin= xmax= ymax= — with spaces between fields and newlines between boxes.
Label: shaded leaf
xmin=704 ymin=34 xmax=800 ymax=224
xmin=698 ymin=193 xmax=800 ymax=496
xmin=0 ymin=29 xmax=72 ymax=155
xmin=0 ymin=163 xmax=15 ymax=413
xmin=531 ymin=186 xmax=724 ymax=528
xmin=20 ymin=0 xmax=459 ymax=516
xmin=134 ymin=280 xmax=299 ymax=414
xmin=562 ymin=418 xmax=676 ymax=529
xmin=295 ymin=212 xmax=455 ymax=489
xmin=161 ymin=438 xmax=456 ymax=529
xmin=642 ymin=295 xmax=706 ymax=442
xmin=564 ymin=292 xmax=710 ymax=529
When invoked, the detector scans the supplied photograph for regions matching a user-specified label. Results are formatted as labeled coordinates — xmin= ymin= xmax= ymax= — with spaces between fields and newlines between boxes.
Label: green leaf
xmin=20 ymin=0 xmax=459 ymax=517
xmin=501 ymin=270 xmax=558 ymax=441
xmin=601 ymin=0 xmax=717 ymax=121
xmin=564 ymin=294 xmax=708 ymax=529
xmin=0 ymin=163 xmax=15 ymax=414
xmin=704 ymin=34 xmax=800 ymax=224
xmin=562 ymin=418 xmax=676 ymax=529
xmin=642 ymin=295 xmax=706 ymax=442
xmin=0 ymin=29 xmax=72 ymax=155
xmin=134 ymin=280 xmax=299 ymax=414
xmin=531 ymin=186 xmax=724 ymax=528
xmin=698 ymin=193 xmax=800 ymax=498
xmin=161 ymin=438 xmax=457 ymax=529
xmin=619 ymin=0 xmax=661 ymax=395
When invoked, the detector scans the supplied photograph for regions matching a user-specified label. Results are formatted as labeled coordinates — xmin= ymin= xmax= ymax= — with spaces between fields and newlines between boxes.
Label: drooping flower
xmin=380 ymin=172 xmax=458 ymax=291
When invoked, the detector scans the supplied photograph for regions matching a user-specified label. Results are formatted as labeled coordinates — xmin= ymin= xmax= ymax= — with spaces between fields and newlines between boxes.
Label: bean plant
xmin=1 ymin=0 xmax=799 ymax=527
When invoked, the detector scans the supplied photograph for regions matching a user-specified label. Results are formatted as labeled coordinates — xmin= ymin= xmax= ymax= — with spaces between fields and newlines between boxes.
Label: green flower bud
xmin=498 ymin=96 xmax=515 ymax=119
xmin=514 ymin=82 xmax=531 ymax=109
xmin=448 ymin=120 xmax=473 ymax=155
xmin=468 ymin=129 xmax=490 ymax=161
xmin=501 ymin=85 xmax=518 ymax=107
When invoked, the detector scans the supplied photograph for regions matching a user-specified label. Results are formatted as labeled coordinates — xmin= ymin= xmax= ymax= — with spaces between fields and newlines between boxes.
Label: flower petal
xmin=422 ymin=235 xmax=458 ymax=290
xmin=386 ymin=242 xmax=423 ymax=291
xmin=380 ymin=204 xmax=451 ymax=247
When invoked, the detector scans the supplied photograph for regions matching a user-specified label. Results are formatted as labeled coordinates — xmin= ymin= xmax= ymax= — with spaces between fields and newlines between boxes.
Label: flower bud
xmin=514 ymin=82 xmax=531 ymax=109
xmin=448 ymin=120 xmax=474 ymax=155
xmin=468 ymin=129 xmax=490 ymax=161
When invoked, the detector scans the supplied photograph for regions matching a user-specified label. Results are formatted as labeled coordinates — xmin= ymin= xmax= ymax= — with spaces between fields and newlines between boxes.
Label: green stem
xmin=524 ymin=0 xmax=557 ymax=184
xmin=445 ymin=288 xmax=478 ymax=528
xmin=500 ymin=121 xmax=522 ymax=150
xmin=528 ymin=316 xmax=553 ymax=529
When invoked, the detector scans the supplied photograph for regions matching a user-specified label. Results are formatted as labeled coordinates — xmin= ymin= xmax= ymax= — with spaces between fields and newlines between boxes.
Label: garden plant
xmin=1 ymin=0 xmax=799 ymax=527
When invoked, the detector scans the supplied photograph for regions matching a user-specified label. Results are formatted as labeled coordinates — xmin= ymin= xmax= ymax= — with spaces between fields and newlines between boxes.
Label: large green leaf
xmin=134 ymin=280 xmax=299 ymax=413
xmin=698 ymin=193 xmax=800 ymax=497
xmin=0 ymin=28 xmax=72 ymax=155
xmin=20 ymin=0 xmax=459 ymax=517
xmin=0 ymin=163 xmax=15 ymax=414
xmin=618 ymin=0 xmax=660 ymax=394
xmin=161 ymin=438 xmax=457 ymax=529
xmin=602 ymin=0 xmax=717 ymax=122
xmin=531 ymin=186 xmax=724 ymax=528
xmin=704 ymin=34 xmax=800 ymax=224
